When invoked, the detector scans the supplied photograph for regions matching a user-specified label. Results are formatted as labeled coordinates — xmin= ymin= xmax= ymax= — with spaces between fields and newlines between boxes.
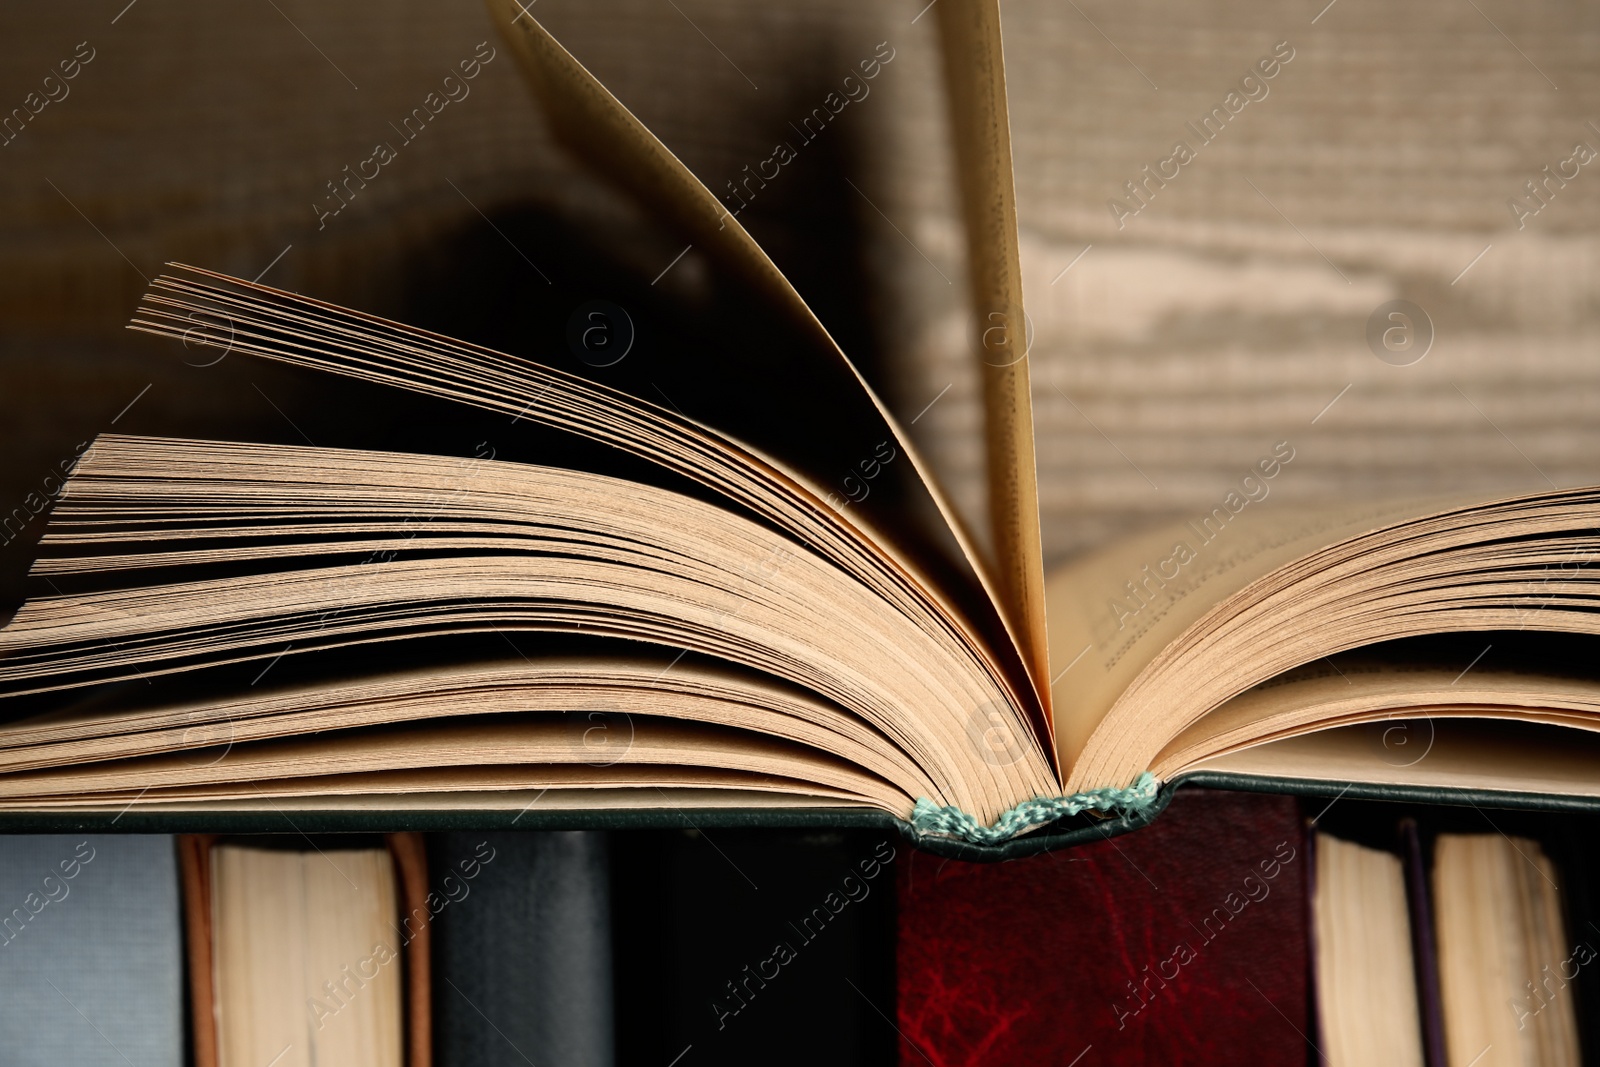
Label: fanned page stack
xmin=2 ymin=0 xmax=1600 ymax=846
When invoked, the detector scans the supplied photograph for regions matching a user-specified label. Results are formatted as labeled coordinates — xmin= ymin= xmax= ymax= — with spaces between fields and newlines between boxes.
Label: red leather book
xmin=897 ymin=789 xmax=1309 ymax=1065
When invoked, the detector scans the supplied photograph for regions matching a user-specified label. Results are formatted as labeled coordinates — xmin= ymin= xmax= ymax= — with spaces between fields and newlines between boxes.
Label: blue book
xmin=0 ymin=834 xmax=183 ymax=1067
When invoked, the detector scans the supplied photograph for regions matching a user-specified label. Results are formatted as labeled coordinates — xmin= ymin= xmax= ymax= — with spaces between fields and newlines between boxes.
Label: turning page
xmin=935 ymin=0 xmax=1051 ymax=700
xmin=485 ymin=0 xmax=1048 ymax=708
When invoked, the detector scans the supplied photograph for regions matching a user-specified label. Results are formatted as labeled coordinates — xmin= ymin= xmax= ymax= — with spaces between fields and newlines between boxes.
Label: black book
xmin=431 ymin=831 xmax=614 ymax=1067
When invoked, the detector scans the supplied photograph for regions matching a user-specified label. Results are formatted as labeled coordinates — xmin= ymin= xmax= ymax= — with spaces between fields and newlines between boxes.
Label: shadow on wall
xmin=0 ymin=31 xmax=897 ymax=623
xmin=394 ymin=63 xmax=889 ymax=398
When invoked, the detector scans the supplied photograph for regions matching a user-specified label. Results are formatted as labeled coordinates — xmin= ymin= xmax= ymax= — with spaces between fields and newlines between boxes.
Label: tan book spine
xmin=177 ymin=834 xmax=219 ymax=1067
xmin=387 ymin=832 xmax=433 ymax=1067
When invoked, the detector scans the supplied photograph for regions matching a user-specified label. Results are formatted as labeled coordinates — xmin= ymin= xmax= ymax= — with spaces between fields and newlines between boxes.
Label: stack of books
xmin=3 ymin=1 xmax=1599 ymax=1062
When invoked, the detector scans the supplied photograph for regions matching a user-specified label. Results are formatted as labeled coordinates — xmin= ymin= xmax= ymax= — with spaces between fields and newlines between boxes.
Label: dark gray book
xmin=431 ymin=831 xmax=614 ymax=1067
xmin=0 ymin=834 xmax=182 ymax=1067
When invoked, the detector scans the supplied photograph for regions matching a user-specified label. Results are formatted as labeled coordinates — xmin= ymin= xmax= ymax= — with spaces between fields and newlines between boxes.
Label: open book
xmin=1 ymin=0 xmax=1597 ymax=847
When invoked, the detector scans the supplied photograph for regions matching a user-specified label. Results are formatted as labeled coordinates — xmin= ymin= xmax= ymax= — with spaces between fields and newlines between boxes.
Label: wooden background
xmin=3 ymin=0 xmax=1597 ymax=613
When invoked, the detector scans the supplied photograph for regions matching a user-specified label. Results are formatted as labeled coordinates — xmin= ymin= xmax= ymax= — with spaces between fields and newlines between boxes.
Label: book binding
xmin=909 ymin=772 xmax=1163 ymax=845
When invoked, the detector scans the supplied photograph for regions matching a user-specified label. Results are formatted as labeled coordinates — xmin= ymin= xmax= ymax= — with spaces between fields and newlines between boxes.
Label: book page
xmin=1045 ymin=492 xmax=1483 ymax=769
xmin=1190 ymin=718 xmax=1600 ymax=801
xmin=212 ymin=848 xmax=402 ymax=1067
xmin=935 ymin=0 xmax=1051 ymax=699
xmin=3 ymin=784 xmax=873 ymax=814
xmin=0 ymin=766 xmax=878 ymax=811
xmin=1433 ymin=835 xmax=1580 ymax=1067
xmin=0 ymin=435 xmax=1061 ymax=820
xmin=485 ymin=0 xmax=1048 ymax=705
xmin=1155 ymin=651 xmax=1600 ymax=779
xmin=1312 ymin=834 xmax=1426 ymax=1067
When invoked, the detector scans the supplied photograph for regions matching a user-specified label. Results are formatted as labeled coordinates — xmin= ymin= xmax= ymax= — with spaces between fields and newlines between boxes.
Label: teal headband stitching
xmin=909 ymin=772 xmax=1162 ymax=846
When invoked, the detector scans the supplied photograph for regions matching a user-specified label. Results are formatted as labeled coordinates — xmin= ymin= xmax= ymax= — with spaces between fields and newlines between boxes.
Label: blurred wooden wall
xmin=4 ymin=0 xmax=1598 ymax=614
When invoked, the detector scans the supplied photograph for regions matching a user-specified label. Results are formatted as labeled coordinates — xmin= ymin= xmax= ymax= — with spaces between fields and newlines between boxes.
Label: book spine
xmin=178 ymin=834 xmax=219 ymax=1067
xmin=431 ymin=831 xmax=614 ymax=1067
xmin=388 ymin=833 xmax=433 ymax=1067
xmin=1401 ymin=819 xmax=1447 ymax=1067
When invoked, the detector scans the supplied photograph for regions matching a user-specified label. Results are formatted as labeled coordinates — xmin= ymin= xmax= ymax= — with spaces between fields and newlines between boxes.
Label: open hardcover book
xmin=2 ymin=0 xmax=1599 ymax=848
